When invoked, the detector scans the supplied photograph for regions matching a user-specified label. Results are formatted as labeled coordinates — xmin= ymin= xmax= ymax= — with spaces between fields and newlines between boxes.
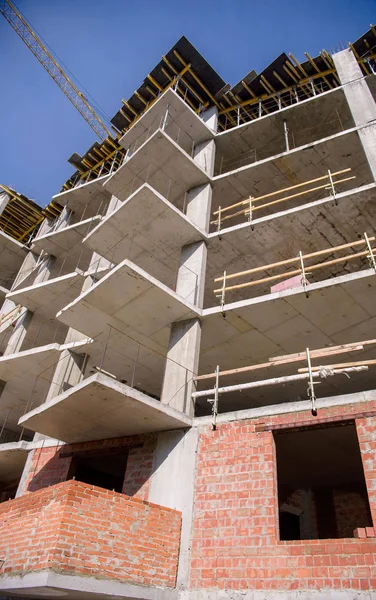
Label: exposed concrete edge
xmin=203 ymin=267 xmax=375 ymax=316
xmin=119 ymin=87 xmax=215 ymax=149
xmin=18 ymin=372 xmax=193 ymax=429
xmin=33 ymin=215 xmax=102 ymax=244
xmin=0 ymin=440 xmax=30 ymax=453
xmin=105 ymin=128 xmax=210 ymax=194
xmin=208 ymin=182 xmax=376 ymax=239
xmin=6 ymin=271 xmax=83 ymax=301
xmin=0 ymin=338 xmax=92 ymax=366
xmin=213 ymin=121 xmax=374 ymax=181
xmin=193 ymin=389 xmax=376 ymax=427
xmin=0 ymin=570 xmax=178 ymax=600
xmin=57 ymin=257 xmax=203 ymax=321
xmin=83 ymin=182 xmax=208 ymax=246
xmin=180 ymin=590 xmax=376 ymax=600
xmin=0 ymin=230 xmax=26 ymax=252
xmin=52 ymin=174 xmax=111 ymax=203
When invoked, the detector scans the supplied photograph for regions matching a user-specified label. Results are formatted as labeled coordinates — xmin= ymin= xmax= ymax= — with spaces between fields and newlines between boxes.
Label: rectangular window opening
xmin=274 ymin=421 xmax=372 ymax=541
xmin=68 ymin=449 xmax=129 ymax=493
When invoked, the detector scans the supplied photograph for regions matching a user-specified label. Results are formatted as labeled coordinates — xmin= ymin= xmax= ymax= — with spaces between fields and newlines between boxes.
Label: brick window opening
xmin=68 ymin=449 xmax=128 ymax=493
xmin=274 ymin=421 xmax=372 ymax=541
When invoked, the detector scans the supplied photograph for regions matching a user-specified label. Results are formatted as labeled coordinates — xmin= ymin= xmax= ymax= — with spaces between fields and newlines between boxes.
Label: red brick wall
xmin=22 ymin=434 xmax=157 ymax=498
xmin=0 ymin=480 xmax=181 ymax=588
xmin=191 ymin=400 xmax=376 ymax=592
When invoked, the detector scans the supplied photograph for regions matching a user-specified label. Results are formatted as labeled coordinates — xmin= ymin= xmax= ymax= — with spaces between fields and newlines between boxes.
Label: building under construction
xmin=0 ymin=21 xmax=376 ymax=599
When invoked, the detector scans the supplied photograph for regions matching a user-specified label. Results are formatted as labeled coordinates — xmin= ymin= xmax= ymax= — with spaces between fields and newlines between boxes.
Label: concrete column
xmin=45 ymin=328 xmax=87 ymax=401
xmin=333 ymin=49 xmax=376 ymax=179
xmin=3 ymin=309 xmax=32 ymax=355
xmin=161 ymin=107 xmax=217 ymax=416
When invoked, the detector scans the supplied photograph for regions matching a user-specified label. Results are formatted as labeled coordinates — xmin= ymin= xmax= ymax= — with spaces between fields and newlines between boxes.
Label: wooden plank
xmin=213 ymin=168 xmax=351 ymax=216
xmin=195 ymin=345 xmax=364 ymax=382
xmin=298 ymin=359 xmax=376 ymax=373
xmin=214 ymin=236 xmax=375 ymax=283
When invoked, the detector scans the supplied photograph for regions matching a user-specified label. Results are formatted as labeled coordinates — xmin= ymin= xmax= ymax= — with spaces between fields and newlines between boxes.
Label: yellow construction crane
xmin=0 ymin=0 xmax=112 ymax=141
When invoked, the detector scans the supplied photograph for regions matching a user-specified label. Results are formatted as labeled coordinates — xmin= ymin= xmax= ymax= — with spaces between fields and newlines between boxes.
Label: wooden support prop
xmin=271 ymin=339 xmax=376 ymax=362
xmin=193 ymin=366 xmax=368 ymax=399
xmin=214 ymin=235 xmax=375 ymax=284
xmin=210 ymin=175 xmax=356 ymax=226
xmin=214 ymin=245 xmax=374 ymax=294
xmin=194 ymin=340 xmax=373 ymax=382
xmin=213 ymin=168 xmax=351 ymax=217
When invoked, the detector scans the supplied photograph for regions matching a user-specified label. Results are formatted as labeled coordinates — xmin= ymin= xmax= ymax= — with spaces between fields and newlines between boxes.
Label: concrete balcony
xmin=56 ymin=258 xmax=200 ymax=344
xmin=32 ymin=215 xmax=102 ymax=258
xmin=119 ymin=87 xmax=214 ymax=150
xmin=0 ymin=231 xmax=27 ymax=291
xmin=0 ymin=339 xmax=92 ymax=440
xmin=52 ymin=174 xmax=111 ymax=218
xmin=0 ymin=479 xmax=181 ymax=599
xmin=19 ymin=372 xmax=192 ymax=443
xmin=0 ymin=440 xmax=30 ymax=484
xmin=103 ymin=129 xmax=210 ymax=206
xmin=6 ymin=271 xmax=85 ymax=319
xmin=83 ymin=183 xmax=206 ymax=268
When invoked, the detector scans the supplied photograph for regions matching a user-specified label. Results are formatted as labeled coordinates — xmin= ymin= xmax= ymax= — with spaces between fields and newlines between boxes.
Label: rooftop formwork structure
xmin=0 ymin=26 xmax=376 ymax=600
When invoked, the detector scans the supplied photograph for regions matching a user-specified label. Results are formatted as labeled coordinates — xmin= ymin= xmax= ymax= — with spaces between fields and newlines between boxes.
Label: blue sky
xmin=0 ymin=0 xmax=374 ymax=207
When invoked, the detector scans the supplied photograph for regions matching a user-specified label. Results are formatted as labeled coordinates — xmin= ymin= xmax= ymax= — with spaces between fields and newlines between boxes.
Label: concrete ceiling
xmin=32 ymin=216 xmax=102 ymax=259
xmin=52 ymin=175 xmax=111 ymax=218
xmin=19 ymin=373 xmax=192 ymax=443
xmin=83 ymin=184 xmax=205 ymax=288
xmin=7 ymin=272 xmax=85 ymax=319
xmin=104 ymin=130 xmax=210 ymax=206
xmin=119 ymin=88 xmax=214 ymax=150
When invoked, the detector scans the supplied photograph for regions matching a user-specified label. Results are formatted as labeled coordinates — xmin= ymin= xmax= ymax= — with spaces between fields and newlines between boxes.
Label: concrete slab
xmin=120 ymin=87 xmax=214 ymax=149
xmin=0 ymin=339 xmax=92 ymax=384
xmin=57 ymin=258 xmax=200 ymax=341
xmin=104 ymin=129 xmax=210 ymax=206
xmin=19 ymin=372 xmax=192 ymax=443
xmin=0 ymin=570 xmax=178 ymax=600
xmin=0 ymin=231 xmax=27 ymax=286
xmin=0 ymin=441 xmax=30 ymax=482
xmin=83 ymin=183 xmax=206 ymax=266
xmin=32 ymin=216 xmax=102 ymax=258
xmin=52 ymin=175 xmax=110 ymax=218
xmin=6 ymin=271 xmax=85 ymax=319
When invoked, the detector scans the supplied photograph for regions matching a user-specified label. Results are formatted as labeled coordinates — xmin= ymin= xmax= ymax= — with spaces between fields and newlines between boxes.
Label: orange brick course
xmin=0 ymin=479 xmax=181 ymax=588
xmin=190 ymin=399 xmax=376 ymax=591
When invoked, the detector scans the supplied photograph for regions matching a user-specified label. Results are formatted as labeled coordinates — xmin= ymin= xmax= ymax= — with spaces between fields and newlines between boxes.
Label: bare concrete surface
xmin=6 ymin=272 xmax=85 ymax=319
xmin=32 ymin=216 xmax=102 ymax=258
xmin=52 ymin=175 xmax=111 ymax=217
xmin=83 ymin=183 xmax=206 ymax=267
xmin=0 ymin=570 xmax=178 ymax=600
xmin=18 ymin=372 xmax=192 ymax=443
xmin=119 ymin=88 xmax=215 ymax=149
xmin=104 ymin=129 xmax=210 ymax=205
xmin=0 ymin=441 xmax=30 ymax=482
